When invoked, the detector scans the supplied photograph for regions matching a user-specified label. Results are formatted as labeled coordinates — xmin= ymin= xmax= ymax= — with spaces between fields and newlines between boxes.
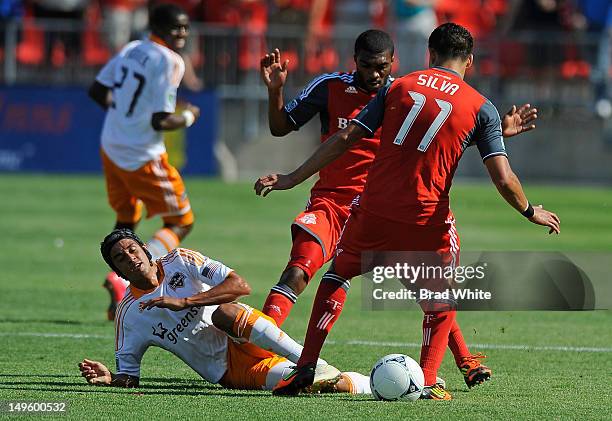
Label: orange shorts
xmin=219 ymin=340 xmax=287 ymax=390
xmin=101 ymin=150 xmax=194 ymax=226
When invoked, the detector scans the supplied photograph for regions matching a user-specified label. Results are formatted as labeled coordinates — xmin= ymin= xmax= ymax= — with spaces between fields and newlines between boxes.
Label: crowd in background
xmin=0 ymin=0 xmax=610 ymax=115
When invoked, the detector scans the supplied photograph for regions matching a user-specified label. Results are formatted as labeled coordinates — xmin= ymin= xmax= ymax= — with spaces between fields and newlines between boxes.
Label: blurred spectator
xmin=575 ymin=0 xmax=612 ymax=118
xmin=267 ymin=0 xmax=310 ymax=73
xmin=436 ymin=0 xmax=504 ymax=39
xmin=392 ymin=0 xmax=438 ymax=74
xmin=100 ymin=0 xmax=148 ymax=52
xmin=202 ymin=0 xmax=268 ymax=84
xmin=306 ymin=0 xmax=383 ymax=73
xmin=31 ymin=0 xmax=89 ymax=63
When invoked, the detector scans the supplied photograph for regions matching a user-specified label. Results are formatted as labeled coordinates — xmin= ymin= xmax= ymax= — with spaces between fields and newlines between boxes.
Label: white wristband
xmin=182 ymin=110 xmax=195 ymax=128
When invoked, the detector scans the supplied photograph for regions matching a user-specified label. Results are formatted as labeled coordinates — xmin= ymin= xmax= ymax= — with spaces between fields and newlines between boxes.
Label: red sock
xmin=297 ymin=274 xmax=349 ymax=366
xmin=262 ymin=291 xmax=294 ymax=327
xmin=448 ymin=319 xmax=471 ymax=366
xmin=420 ymin=310 xmax=456 ymax=385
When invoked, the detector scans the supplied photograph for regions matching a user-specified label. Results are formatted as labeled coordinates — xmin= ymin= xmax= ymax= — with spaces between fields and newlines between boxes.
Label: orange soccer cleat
xmin=459 ymin=353 xmax=492 ymax=388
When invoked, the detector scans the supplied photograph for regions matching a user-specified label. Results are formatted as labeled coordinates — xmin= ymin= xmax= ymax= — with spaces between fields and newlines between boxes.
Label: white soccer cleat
xmin=307 ymin=364 xmax=342 ymax=394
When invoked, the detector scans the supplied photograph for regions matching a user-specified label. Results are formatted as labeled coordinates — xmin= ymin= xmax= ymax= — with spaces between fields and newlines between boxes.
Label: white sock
xmin=264 ymin=360 xmax=294 ymax=390
xmin=248 ymin=317 xmax=303 ymax=364
xmin=341 ymin=372 xmax=371 ymax=394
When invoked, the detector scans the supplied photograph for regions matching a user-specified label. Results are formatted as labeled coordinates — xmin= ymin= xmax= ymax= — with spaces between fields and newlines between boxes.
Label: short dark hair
xmin=428 ymin=23 xmax=473 ymax=61
xmin=101 ymin=229 xmax=152 ymax=278
xmin=149 ymin=3 xmax=186 ymax=35
xmin=355 ymin=29 xmax=394 ymax=56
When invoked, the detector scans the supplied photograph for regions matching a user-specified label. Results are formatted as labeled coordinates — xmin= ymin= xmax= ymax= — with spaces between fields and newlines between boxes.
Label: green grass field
xmin=1 ymin=175 xmax=611 ymax=419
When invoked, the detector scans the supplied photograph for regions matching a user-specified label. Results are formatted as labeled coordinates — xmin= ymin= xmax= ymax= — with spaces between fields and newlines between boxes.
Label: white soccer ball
xmin=370 ymin=354 xmax=424 ymax=401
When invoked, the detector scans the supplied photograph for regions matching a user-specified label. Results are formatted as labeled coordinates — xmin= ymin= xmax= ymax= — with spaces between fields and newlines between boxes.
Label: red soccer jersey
xmin=352 ymin=67 xmax=506 ymax=225
xmin=284 ymin=72 xmax=385 ymax=204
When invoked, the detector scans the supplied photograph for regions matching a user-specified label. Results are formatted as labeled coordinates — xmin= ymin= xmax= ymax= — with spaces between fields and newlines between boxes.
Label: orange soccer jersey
xmin=101 ymin=150 xmax=194 ymax=226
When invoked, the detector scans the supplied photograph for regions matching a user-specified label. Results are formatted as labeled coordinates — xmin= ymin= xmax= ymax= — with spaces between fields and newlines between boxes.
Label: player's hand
xmin=502 ymin=104 xmax=537 ymax=137
xmin=79 ymin=359 xmax=112 ymax=385
xmin=261 ymin=48 xmax=288 ymax=90
xmin=254 ymin=173 xmax=297 ymax=196
xmin=185 ymin=103 xmax=200 ymax=121
xmin=139 ymin=296 xmax=187 ymax=312
xmin=528 ymin=205 xmax=561 ymax=234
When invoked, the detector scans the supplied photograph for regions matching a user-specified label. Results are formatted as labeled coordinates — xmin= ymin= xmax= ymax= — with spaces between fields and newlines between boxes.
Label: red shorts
xmin=332 ymin=206 xmax=460 ymax=281
xmin=287 ymin=196 xmax=353 ymax=280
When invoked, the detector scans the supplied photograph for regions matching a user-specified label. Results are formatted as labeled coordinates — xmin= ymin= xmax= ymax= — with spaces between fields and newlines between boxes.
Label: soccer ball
xmin=370 ymin=354 xmax=424 ymax=401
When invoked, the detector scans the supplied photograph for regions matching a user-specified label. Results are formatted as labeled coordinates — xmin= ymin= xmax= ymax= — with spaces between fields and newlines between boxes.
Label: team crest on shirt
xmin=298 ymin=213 xmax=317 ymax=225
xmin=344 ymin=86 xmax=358 ymax=94
xmin=168 ymin=272 xmax=186 ymax=291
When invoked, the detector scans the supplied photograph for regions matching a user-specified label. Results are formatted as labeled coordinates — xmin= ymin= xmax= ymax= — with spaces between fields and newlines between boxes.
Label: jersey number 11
xmin=393 ymin=91 xmax=452 ymax=152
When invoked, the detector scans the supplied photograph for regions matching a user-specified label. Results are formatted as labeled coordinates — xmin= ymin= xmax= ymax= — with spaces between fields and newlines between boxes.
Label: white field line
xmin=8 ymin=332 xmax=612 ymax=353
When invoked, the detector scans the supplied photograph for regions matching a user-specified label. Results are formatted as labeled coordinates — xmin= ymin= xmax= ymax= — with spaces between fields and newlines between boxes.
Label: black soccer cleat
xmin=272 ymin=363 xmax=316 ymax=396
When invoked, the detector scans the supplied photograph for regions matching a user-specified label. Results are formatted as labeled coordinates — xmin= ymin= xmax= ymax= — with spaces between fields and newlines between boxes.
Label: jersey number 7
xmin=111 ymin=65 xmax=146 ymax=117
xmin=393 ymin=91 xmax=452 ymax=152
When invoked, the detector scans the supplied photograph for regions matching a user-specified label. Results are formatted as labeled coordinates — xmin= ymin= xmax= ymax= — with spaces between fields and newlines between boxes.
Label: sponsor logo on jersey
xmin=298 ymin=213 xmax=317 ymax=225
xmin=345 ymin=86 xmax=358 ymax=94
xmin=168 ymin=272 xmax=185 ymax=291
xmin=150 ymin=307 xmax=199 ymax=345
xmin=337 ymin=117 xmax=349 ymax=129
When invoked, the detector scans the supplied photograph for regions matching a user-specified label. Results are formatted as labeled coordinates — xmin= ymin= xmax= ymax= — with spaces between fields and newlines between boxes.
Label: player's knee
xmin=279 ymin=266 xmax=309 ymax=295
xmin=211 ymin=303 xmax=240 ymax=335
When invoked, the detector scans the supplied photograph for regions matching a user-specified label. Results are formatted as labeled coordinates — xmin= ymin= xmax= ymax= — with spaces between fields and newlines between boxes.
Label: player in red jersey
xmin=259 ymin=30 xmax=537 ymax=329
xmin=259 ymin=30 xmax=394 ymax=327
xmin=256 ymin=23 xmax=560 ymax=399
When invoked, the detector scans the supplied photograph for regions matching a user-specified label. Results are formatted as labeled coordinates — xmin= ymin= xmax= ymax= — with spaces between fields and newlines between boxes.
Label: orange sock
xmin=147 ymin=228 xmax=180 ymax=260
xmin=231 ymin=304 xmax=304 ymax=364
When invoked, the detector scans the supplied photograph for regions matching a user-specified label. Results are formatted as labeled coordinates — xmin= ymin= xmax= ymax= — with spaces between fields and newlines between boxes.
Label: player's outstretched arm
xmin=140 ymin=272 xmax=251 ymax=311
xmin=78 ymin=359 xmax=140 ymax=388
xmin=261 ymin=48 xmax=293 ymax=136
xmin=502 ymin=104 xmax=538 ymax=138
xmin=254 ymin=122 xmax=367 ymax=196
xmin=88 ymin=81 xmax=113 ymax=110
xmin=485 ymin=155 xmax=560 ymax=234
xmin=151 ymin=104 xmax=200 ymax=131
